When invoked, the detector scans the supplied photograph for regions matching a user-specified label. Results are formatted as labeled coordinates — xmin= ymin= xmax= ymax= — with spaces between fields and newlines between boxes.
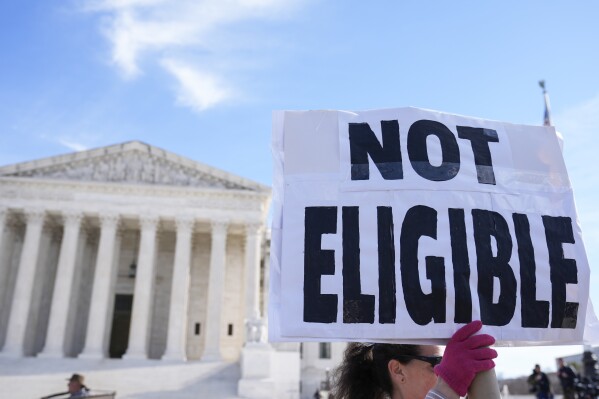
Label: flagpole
xmin=539 ymin=80 xmax=552 ymax=126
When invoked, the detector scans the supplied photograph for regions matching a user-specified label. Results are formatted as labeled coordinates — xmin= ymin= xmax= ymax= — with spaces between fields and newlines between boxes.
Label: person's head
xmin=331 ymin=343 xmax=441 ymax=399
xmin=67 ymin=374 xmax=86 ymax=393
xmin=557 ymin=358 xmax=565 ymax=367
xmin=534 ymin=364 xmax=541 ymax=373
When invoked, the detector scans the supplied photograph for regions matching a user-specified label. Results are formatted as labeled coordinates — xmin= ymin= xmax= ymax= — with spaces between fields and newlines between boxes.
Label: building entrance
xmin=109 ymin=294 xmax=133 ymax=358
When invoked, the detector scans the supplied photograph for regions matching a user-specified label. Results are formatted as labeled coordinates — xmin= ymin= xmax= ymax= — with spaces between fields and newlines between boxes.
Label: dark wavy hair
xmin=331 ymin=343 xmax=422 ymax=399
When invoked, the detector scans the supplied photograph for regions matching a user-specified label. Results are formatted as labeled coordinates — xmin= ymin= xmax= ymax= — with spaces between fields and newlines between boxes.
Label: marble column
xmin=244 ymin=223 xmax=264 ymax=344
xmin=0 ymin=207 xmax=9 ymax=313
xmin=0 ymin=208 xmax=9 ymax=346
xmin=1 ymin=208 xmax=45 ymax=357
xmin=162 ymin=216 xmax=194 ymax=361
xmin=124 ymin=215 xmax=159 ymax=359
xmin=0 ymin=208 xmax=6 ymax=254
xmin=201 ymin=220 xmax=228 ymax=361
xmin=80 ymin=213 xmax=120 ymax=359
xmin=39 ymin=211 xmax=83 ymax=358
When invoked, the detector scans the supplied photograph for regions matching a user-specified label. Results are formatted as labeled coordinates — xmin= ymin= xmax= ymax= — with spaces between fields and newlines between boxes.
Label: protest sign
xmin=269 ymin=107 xmax=592 ymax=345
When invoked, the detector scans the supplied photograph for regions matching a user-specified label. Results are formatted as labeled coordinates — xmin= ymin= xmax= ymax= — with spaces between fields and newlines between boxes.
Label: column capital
xmin=139 ymin=214 xmax=160 ymax=231
xmin=245 ymin=222 xmax=264 ymax=237
xmin=24 ymin=208 xmax=46 ymax=224
xmin=62 ymin=210 xmax=84 ymax=226
xmin=175 ymin=215 xmax=195 ymax=232
xmin=210 ymin=219 xmax=229 ymax=236
xmin=99 ymin=212 xmax=120 ymax=228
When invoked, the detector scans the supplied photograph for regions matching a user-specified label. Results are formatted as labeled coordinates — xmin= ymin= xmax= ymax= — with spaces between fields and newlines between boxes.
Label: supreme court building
xmin=0 ymin=141 xmax=272 ymax=361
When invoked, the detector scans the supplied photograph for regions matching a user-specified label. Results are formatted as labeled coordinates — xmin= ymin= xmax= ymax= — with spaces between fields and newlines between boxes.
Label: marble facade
xmin=0 ymin=141 xmax=271 ymax=362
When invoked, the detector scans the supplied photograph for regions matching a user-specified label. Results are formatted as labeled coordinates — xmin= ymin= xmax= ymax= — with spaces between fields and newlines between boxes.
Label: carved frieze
xmin=2 ymin=150 xmax=252 ymax=190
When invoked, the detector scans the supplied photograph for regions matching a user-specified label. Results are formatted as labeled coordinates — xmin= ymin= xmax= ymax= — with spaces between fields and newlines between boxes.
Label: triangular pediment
xmin=0 ymin=141 xmax=268 ymax=192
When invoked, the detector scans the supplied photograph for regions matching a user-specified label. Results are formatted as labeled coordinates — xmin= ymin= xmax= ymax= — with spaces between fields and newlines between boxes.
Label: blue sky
xmin=1 ymin=0 xmax=599 ymax=379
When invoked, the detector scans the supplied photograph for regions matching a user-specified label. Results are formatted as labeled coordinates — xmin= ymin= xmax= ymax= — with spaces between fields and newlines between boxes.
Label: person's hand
xmin=433 ymin=320 xmax=497 ymax=396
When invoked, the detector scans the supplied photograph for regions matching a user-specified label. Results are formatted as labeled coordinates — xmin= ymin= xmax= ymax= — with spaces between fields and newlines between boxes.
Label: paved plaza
xmin=0 ymin=355 xmax=566 ymax=399
xmin=0 ymin=357 xmax=241 ymax=399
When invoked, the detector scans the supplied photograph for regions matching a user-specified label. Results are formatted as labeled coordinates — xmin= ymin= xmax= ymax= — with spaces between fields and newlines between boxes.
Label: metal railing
xmin=41 ymin=390 xmax=116 ymax=399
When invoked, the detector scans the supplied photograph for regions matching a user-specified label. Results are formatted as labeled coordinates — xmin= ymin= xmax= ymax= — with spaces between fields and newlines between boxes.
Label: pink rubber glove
xmin=433 ymin=320 xmax=497 ymax=396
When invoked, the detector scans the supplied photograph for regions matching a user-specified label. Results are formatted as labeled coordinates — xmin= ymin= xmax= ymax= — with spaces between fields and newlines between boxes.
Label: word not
xmin=349 ymin=119 xmax=499 ymax=184
xmin=303 ymin=205 xmax=579 ymax=328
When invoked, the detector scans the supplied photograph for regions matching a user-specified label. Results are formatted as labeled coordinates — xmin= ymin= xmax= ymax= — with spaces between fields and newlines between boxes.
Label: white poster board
xmin=269 ymin=107 xmax=594 ymax=345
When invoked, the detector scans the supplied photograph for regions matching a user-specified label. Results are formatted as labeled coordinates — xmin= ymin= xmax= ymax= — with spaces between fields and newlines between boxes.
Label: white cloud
xmin=57 ymin=138 xmax=90 ymax=152
xmin=41 ymin=132 xmax=102 ymax=153
xmin=82 ymin=0 xmax=297 ymax=86
xmin=82 ymin=0 xmax=301 ymax=110
xmin=162 ymin=59 xmax=232 ymax=111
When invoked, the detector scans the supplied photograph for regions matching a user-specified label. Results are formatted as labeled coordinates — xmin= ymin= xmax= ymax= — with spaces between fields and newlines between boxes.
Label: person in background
xmin=67 ymin=373 xmax=90 ymax=398
xmin=557 ymin=358 xmax=577 ymax=399
xmin=527 ymin=364 xmax=552 ymax=399
xmin=331 ymin=320 xmax=498 ymax=399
